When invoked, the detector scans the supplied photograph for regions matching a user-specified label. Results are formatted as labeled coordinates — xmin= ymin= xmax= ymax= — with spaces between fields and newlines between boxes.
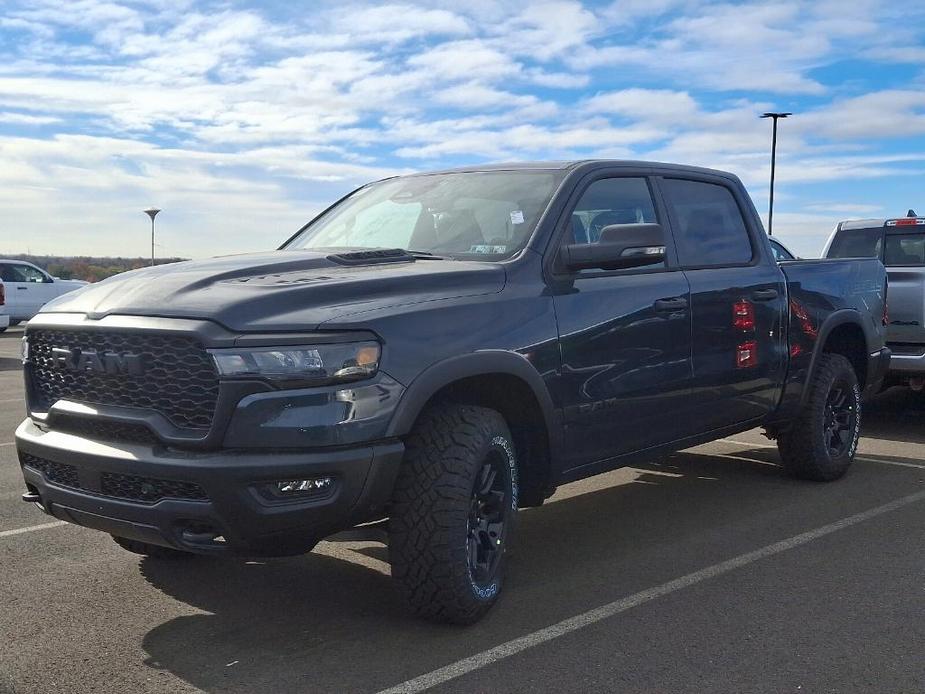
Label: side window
xmin=770 ymin=240 xmax=794 ymax=261
xmin=2 ymin=264 xmax=29 ymax=282
xmin=568 ymin=177 xmax=658 ymax=247
xmin=661 ymin=179 xmax=753 ymax=267
xmin=15 ymin=264 xmax=47 ymax=283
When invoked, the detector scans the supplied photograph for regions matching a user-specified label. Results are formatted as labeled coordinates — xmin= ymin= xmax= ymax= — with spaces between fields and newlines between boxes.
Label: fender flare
xmin=385 ymin=350 xmax=562 ymax=455
xmin=801 ymin=308 xmax=873 ymax=405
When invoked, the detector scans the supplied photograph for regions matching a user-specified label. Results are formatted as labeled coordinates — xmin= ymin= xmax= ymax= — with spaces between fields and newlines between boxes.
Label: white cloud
xmin=0 ymin=0 xmax=923 ymax=259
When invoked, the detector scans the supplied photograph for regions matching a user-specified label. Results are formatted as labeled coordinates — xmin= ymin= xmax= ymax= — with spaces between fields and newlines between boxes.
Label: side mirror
xmin=559 ymin=223 xmax=666 ymax=271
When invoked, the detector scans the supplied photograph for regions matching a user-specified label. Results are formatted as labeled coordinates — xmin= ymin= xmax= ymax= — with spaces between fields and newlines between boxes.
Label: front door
xmin=657 ymin=176 xmax=787 ymax=431
xmin=550 ymin=174 xmax=693 ymax=469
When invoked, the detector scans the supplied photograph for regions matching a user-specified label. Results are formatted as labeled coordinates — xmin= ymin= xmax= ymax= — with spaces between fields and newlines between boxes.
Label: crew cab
xmin=16 ymin=161 xmax=889 ymax=624
xmin=0 ymin=259 xmax=87 ymax=330
xmin=823 ymin=212 xmax=924 ymax=387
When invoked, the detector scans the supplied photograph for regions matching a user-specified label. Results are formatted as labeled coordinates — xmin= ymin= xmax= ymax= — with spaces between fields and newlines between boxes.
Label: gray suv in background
xmin=824 ymin=212 xmax=925 ymax=388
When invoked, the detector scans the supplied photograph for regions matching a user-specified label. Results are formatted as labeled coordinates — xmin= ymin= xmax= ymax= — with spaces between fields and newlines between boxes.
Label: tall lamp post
xmin=144 ymin=207 xmax=161 ymax=266
xmin=760 ymin=112 xmax=791 ymax=236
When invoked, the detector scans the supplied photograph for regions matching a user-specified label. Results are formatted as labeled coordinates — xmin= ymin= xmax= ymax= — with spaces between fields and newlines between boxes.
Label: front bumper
xmin=16 ymin=419 xmax=403 ymax=556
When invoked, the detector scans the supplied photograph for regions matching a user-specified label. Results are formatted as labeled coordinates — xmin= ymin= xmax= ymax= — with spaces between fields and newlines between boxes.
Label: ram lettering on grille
xmin=28 ymin=330 xmax=220 ymax=430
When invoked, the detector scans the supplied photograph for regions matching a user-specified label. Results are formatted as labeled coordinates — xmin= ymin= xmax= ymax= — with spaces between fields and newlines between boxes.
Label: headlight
xmin=210 ymin=341 xmax=380 ymax=387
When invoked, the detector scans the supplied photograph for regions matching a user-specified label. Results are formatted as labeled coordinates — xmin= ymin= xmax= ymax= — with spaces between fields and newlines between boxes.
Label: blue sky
xmin=1 ymin=0 xmax=924 ymax=259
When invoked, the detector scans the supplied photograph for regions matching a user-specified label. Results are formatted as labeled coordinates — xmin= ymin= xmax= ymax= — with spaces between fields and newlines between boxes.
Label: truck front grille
xmin=28 ymin=329 xmax=219 ymax=430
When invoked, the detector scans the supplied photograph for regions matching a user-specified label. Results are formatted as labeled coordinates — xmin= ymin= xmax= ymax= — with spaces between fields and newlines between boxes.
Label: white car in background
xmin=0 ymin=282 xmax=8 ymax=332
xmin=0 ymin=260 xmax=88 ymax=331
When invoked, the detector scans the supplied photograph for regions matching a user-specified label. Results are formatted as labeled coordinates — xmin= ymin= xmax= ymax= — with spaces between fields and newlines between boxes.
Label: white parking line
xmin=0 ymin=441 xmax=14 ymax=447
xmin=0 ymin=521 xmax=67 ymax=539
xmin=377 ymin=489 xmax=925 ymax=694
xmin=858 ymin=456 xmax=925 ymax=470
xmin=0 ymin=398 xmax=24 ymax=404
xmin=718 ymin=438 xmax=925 ymax=470
xmin=720 ymin=437 xmax=777 ymax=449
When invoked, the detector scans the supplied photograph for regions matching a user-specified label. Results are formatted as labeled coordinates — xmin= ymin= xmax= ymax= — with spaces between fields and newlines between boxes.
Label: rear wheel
xmin=389 ymin=403 xmax=518 ymax=624
xmin=777 ymin=353 xmax=861 ymax=481
xmin=111 ymin=535 xmax=193 ymax=559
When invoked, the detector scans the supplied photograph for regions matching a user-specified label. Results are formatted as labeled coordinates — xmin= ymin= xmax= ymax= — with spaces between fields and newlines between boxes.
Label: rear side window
xmin=826 ymin=228 xmax=883 ymax=259
xmin=661 ymin=179 xmax=753 ymax=267
xmin=884 ymin=234 xmax=925 ymax=266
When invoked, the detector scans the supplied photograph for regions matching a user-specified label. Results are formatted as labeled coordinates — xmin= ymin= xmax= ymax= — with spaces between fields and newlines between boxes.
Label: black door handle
xmin=654 ymin=297 xmax=689 ymax=312
xmin=17 ymin=286 xmax=28 ymax=290
xmin=751 ymin=288 xmax=779 ymax=301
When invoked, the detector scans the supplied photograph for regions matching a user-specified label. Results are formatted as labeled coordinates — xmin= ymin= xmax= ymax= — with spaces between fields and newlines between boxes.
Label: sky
xmin=1 ymin=0 xmax=924 ymax=260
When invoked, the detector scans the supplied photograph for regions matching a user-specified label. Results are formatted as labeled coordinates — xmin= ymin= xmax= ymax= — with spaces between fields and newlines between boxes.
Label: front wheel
xmin=777 ymin=353 xmax=861 ymax=481
xmin=389 ymin=403 xmax=518 ymax=624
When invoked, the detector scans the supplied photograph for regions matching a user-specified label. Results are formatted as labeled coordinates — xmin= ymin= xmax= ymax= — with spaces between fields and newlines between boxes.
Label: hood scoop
xmin=327 ymin=248 xmax=415 ymax=265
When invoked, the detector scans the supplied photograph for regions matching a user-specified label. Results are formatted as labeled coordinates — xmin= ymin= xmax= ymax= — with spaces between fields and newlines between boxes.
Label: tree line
xmin=4 ymin=255 xmax=187 ymax=283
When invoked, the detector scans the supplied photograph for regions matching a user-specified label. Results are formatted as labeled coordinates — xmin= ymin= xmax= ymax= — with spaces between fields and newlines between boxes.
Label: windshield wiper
xmin=402 ymin=249 xmax=448 ymax=260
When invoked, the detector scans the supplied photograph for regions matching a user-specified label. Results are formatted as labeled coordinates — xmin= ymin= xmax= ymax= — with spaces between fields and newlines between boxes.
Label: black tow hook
xmin=21 ymin=490 xmax=42 ymax=504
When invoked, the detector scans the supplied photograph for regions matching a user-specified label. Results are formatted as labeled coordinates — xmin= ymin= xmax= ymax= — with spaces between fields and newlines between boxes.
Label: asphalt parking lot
xmin=0 ymin=324 xmax=923 ymax=694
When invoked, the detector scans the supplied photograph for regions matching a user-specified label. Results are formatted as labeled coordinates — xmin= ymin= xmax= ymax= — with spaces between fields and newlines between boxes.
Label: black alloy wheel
xmin=467 ymin=453 xmax=508 ymax=589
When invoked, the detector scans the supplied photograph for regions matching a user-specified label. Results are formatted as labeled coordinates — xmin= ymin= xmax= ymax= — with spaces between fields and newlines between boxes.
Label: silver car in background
xmin=823 ymin=212 xmax=925 ymax=388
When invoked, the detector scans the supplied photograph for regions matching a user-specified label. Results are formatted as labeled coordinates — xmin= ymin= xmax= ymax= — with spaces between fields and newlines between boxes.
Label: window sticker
xmin=510 ymin=210 xmax=525 ymax=225
xmin=469 ymin=244 xmax=508 ymax=254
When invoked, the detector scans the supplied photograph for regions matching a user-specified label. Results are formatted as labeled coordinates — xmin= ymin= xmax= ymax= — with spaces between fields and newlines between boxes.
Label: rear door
xmin=657 ymin=175 xmax=787 ymax=431
xmin=549 ymin=172 xmax=693 ymax=467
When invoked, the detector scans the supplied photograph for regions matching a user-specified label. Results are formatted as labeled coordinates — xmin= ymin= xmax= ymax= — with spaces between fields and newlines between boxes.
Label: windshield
xmin=283 ymin=171 xmax=565 ymax=259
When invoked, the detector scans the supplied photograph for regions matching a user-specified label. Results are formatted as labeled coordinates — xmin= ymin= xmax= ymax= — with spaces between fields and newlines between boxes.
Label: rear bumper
xmin=886 ymin=344 xmax=925 ymax=374
xmin=15 ymin=419 xmax=403 ymax=556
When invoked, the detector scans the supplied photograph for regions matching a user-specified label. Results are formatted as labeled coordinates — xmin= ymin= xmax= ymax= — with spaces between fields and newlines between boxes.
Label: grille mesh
xmin=20 ymin=452 xmax=209 ymax=503
xmin=100 ymin=471 xmax=208 ymax=503
xmin=28 ymin=329 xmax=219 ymax=430
xmin=20 ymin=452 xmax=80 ymax=489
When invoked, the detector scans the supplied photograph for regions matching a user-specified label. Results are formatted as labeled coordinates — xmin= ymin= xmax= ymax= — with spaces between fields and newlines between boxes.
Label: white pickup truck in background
xmin=0 ymin=260 xmax=87 ymax=332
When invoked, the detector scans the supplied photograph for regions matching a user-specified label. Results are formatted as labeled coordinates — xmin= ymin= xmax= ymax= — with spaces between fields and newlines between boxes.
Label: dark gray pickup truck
xmin=16 ymin=160 xmax=889 ymax=623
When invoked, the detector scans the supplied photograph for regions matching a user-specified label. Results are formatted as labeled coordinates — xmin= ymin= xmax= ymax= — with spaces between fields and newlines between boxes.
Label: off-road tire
xmin=389 ymin=403 xmax=518 ymax=624
xmin=777 ymin=353 xmax=861 ymax=481
xmin=111 ymin=535 xmax=194 ymax=559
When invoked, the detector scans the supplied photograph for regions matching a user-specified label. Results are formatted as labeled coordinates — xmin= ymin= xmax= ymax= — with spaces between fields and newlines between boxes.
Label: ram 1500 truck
xmin=16 ymin=161 xmax=889 ymax=624
xmin=823 ymin=212 xmax=925 ymax=388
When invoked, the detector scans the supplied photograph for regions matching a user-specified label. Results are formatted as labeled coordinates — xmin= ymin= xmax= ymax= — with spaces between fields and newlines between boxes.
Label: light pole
xmin=760 ymin=112 xmax=790 ymax=236
xmin=144 ymin=208 xmax=160 ymax=266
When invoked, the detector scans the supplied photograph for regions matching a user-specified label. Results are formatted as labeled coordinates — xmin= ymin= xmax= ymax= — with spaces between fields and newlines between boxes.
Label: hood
xmin=40 ymin=250 xmax=506 ymax=331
